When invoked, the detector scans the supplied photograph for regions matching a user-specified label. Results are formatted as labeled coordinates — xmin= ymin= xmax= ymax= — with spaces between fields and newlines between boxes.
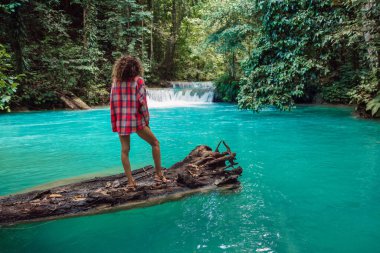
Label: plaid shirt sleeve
xmin=136 ymin=78 xmax=150 ymax=126
xmin=110 ymin=82 xmax=117 ymax=131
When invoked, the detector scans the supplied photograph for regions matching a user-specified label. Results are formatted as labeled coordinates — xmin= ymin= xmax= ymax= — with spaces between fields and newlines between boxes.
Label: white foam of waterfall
xmin=170 ymin=81 xmax=214 ymax=89
xmin=147 ymin=82 xmax=214 ymax=108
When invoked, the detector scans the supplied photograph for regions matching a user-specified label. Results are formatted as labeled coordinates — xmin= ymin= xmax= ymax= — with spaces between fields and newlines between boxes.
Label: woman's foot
xmin=126 ymin=180 xmax=137 ymax=191
xmin=154 ymin=171 xmax=170 ymax=183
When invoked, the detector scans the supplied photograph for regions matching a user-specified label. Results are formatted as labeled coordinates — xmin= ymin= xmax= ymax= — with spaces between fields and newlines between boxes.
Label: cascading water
xmin=147 ymin=82 xmax=214 ymax=108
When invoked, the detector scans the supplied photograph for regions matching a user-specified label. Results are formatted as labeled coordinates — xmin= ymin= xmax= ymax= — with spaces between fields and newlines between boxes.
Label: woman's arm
xmin=136 ymin=78 xmax=150 ymax=126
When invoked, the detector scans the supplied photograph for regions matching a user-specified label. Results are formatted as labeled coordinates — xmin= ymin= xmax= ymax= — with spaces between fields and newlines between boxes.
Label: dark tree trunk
xmin=9 ymin=7 xmax=25 ymax=73
xmin=83 ymin=5 xmax=88 ymax=49
xmin=149 ymin=0 xmax=154 ymax=65
xmin=159 ymin=0 xmax=185 ymax=79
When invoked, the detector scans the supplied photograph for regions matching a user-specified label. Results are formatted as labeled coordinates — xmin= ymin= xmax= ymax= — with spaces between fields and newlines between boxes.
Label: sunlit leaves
xmin=0 ymin=44 xmax=21 ymax=111
xmin=366 ymin=94 xmax=380 ymax=117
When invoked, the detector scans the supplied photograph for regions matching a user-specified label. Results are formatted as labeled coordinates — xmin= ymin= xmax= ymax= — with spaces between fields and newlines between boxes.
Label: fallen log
xmin=0 ymin=143 xmax=242 ymax=226
xmin=58 ymin=92 xmax=91 ymax=110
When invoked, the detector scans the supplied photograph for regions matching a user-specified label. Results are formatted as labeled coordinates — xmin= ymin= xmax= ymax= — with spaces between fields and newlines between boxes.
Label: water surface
xmin=0 ymin=104 xmax=379 ymax=252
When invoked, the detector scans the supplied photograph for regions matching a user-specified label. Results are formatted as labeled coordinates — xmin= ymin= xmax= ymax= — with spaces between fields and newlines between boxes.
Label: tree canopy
xmin=0 ymin=0 xmax=379 ymax=117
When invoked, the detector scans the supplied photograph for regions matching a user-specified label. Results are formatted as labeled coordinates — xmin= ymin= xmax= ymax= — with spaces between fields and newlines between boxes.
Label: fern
xmin=366 ymin=94 xmax=380 ymax=117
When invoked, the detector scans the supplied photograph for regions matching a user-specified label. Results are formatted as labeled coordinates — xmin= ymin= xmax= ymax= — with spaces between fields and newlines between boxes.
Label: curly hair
xmin=112 ymin=55 xmax=143 ymax=82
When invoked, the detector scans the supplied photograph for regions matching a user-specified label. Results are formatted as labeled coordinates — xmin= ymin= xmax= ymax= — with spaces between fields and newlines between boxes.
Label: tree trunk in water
xmin=0 ymin=144 xmax=242 ymax=226
xmin=59 ymin=92 xmax=91 ymax=110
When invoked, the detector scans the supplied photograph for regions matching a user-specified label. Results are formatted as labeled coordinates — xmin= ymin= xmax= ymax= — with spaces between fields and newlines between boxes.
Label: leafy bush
xmin=366 ymin=94 xmax=380 ymax=117
xmin=321 ymin=83 xmax=352 ymax=104
xmin=86 ymin=83 xmax=110 ymax=106
xmin=0 ymin=45 xmax=21 ymax=112
xmin=349 ymin=72 xmax=380 ymax=117
xmin=213 ymin=74 xmax=239 ymax=102
xmin=238 ymin=0 xmax=335 ymax=111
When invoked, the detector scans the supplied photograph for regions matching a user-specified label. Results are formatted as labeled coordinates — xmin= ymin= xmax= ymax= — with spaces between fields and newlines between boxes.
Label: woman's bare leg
xmin=136 ymin=126 xmax=166 ymax=180
xmin=118 ymin=134 xmax=136 ymax=187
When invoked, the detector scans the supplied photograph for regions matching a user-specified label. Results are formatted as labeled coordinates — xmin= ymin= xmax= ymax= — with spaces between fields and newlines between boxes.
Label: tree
xmin=0 ymin=0 xmax=153 ymax=109
xmin=203 ymin=0 xmax=257 ymax=101
xmin=345 ymin=0 xmax=380 ymax=117
xmin=0 ymin=44 xmax=21 ymax=111
xmin=238 ymin=0 xmax=338 ymax=111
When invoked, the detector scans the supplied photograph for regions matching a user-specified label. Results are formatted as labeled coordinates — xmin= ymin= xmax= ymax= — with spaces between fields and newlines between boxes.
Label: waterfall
xmin=147 ymin=82 xmax=214 ymax=107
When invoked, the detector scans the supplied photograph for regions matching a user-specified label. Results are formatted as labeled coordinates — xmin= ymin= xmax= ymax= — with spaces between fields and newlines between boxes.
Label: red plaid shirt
xmin=110 ymin=77 xmax=150 ymax=135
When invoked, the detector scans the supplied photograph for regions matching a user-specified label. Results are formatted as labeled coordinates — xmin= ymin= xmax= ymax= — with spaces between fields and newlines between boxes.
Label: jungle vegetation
xmin=0 ymin=0 xmax=379 ymax=118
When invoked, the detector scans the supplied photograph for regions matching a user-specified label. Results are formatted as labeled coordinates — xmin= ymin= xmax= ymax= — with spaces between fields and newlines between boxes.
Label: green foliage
xmin=213 ymin=74 xmax=239 ymax=102
xmin=0 ymin=0 xmax=379 ymax=119
xmin=1 ymin=0 xmax=154 ymax=109
xmin=348 ymin=71 xmax=380 ymax=117
xmin=366 ymin=94 xmax=380 ymax=117
xmin=321 ymin=84 xmax=351 ymax=104
xmin=204 ymin=0 xmax=379 ymax=118
xmin=0 ymin=0 xmax=226 ymax=110
xmin=175 ymin=15 xmax=224 ymax=81
xmin=206 ymin=0 xmax=380 ymax=117
xmin=317 ymin=0 xmax=379 ymax=117
xmin=320 ymin=65 xmax=360 ymax=104
xmin=0 ymin=44 xmax=21 ymax=111
xmin=204 ymin=0 xmax=257 ymax=79
xmin=149 ymin=0 xmax=224 ymax=81
xmin=86 ymin=83 xmax=110 ymax=105
xmin=238 ymin=0 xmax=336 ymax=111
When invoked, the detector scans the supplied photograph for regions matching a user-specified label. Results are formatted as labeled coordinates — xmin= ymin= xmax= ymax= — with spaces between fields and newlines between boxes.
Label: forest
xmin=0 ymin=0 xmax=379 ymax=118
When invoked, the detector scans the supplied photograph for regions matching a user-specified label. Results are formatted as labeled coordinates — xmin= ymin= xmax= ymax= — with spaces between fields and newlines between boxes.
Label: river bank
xmin=4 ymin=102 xmax=356 ymax=114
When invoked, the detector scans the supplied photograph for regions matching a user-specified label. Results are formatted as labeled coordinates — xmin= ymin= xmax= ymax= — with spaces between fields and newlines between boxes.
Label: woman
xmin=110 ymin=55 xmax=168 ymax=190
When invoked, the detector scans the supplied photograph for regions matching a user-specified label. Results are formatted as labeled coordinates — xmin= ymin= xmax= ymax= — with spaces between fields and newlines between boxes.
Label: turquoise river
xmin=0 ymin=104 xmax=380 ymax=252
